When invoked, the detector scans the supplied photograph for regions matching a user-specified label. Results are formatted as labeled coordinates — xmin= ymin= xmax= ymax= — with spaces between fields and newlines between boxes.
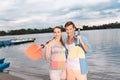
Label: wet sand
xmin=0 ymin=73 xmax=24 ymax=80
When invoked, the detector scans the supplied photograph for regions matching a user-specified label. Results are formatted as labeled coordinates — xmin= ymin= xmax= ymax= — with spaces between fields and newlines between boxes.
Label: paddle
xmin=76 ymin=26 xmax=86 ymax=58
xmin=68 ymin=26 xmax=85 ymax=59
xmin=25 ymin=44 xmax=43 ymax=60
xmin=76 ymin=27 xmax=80 ymax=45
xmin=25 ymin=39 xmax=52 ymax=60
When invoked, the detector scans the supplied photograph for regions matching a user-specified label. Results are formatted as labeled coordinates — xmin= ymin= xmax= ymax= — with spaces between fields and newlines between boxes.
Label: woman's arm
xmin=45 ymin=42 xmax=52 ymax=60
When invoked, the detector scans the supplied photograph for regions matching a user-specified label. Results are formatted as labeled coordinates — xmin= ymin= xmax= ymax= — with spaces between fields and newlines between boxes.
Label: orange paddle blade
xmin=25 ymin=44 xmax=43 ymax=60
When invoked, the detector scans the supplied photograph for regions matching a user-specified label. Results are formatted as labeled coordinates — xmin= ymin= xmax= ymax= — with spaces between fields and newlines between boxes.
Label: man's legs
xmin=67 ymin=68 xmax=87 ymax=80
xmin=66 ymin=68 xmax=76 ymax=80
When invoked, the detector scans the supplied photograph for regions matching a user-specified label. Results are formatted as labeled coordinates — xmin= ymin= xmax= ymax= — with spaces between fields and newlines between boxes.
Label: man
xmin=64 ymin=21 xmax=92 ymax=80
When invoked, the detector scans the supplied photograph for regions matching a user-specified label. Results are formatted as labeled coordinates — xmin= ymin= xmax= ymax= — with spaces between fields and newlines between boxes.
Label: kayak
xmin=0 ymin=58 xmax=5 ymax=64
xmin=0 ymin=62 xmax=10 ymax=71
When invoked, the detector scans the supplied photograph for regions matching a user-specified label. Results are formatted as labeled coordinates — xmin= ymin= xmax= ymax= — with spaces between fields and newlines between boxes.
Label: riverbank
xmin=0 ymin=73 xmax=24 ymax=80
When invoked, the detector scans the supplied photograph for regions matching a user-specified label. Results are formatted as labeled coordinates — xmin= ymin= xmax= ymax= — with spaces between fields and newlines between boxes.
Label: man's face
xmin=65 ymin=25 xmax=75 ymax=37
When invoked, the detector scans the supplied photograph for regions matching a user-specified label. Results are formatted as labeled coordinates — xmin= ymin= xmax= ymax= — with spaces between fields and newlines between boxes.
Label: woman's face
xmin=54 ymin=28 xmax=62 ymax=39
xmin=65 ymin=25 xmax=75 ymax=37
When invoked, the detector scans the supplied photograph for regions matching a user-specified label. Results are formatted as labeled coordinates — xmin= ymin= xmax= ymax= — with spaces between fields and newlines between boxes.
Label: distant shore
xmin=0 ymin=22 xmax=120 ymax=36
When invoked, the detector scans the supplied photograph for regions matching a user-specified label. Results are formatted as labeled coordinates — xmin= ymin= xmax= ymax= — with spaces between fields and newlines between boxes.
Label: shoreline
xmin=0 ymin=72 xmax=25 ymax=80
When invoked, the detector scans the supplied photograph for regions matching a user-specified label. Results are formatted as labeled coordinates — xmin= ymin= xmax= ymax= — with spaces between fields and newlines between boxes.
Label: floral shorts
xmin=49 ymin=70 xmax=66 ymax=80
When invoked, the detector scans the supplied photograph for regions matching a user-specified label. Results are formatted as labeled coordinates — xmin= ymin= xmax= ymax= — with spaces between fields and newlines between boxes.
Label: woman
xmin=45 ymin=26 xmax=66 ymax=80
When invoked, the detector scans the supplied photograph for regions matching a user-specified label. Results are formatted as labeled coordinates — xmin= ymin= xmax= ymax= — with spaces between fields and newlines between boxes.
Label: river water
xmin=0 ymin=29 xmax=120 ymax=80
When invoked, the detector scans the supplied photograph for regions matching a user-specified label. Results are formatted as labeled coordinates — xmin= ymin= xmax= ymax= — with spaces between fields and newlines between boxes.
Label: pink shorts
xmin=66 ymin=68 xmax=87 ymax=80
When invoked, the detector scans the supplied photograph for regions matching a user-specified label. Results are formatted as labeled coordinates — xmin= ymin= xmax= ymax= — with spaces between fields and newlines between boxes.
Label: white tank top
xmin=65 ymin=43 xmax=81 ymax=70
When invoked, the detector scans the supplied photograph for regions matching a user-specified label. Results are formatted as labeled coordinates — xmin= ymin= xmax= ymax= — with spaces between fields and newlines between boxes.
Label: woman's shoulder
xmin=45 ymin=39 xmax=54 ymax=47
xmin=49 ymin=39 xmax=54 ymax=44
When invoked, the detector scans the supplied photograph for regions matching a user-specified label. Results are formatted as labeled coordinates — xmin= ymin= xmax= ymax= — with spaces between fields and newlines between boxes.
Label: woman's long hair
xmin=53 ymin=26 xmax=64 ymax=46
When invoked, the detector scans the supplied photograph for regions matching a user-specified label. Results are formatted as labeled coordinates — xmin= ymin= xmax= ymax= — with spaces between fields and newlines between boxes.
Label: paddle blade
xmin=68 ymin=46 xmax=85 ymax=59
xmin=25 ymin=44 xmax=42 ymax=60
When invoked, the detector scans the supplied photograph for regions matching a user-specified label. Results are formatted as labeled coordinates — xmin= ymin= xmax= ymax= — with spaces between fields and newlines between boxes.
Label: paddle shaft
xmin=33 ymin=39 xmax=52 ymax=54
xmin=76 ymin=28 xmax=80 ymax=45
xmin=40 ymin=38 xmax=54 ymax=48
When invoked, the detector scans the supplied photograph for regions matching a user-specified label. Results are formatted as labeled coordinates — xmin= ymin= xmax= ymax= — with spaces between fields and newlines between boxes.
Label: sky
xmin=0 ymin=0 xmax=120 ymax=31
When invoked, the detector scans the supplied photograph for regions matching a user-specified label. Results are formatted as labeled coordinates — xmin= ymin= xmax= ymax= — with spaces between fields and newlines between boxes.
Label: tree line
xmin=0 ymin=22 xmax=120 ymax=36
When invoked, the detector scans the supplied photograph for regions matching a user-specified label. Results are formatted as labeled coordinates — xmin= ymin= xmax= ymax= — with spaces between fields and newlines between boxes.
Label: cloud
xmin=0 ymin=0 xmax=120 ymax=31
xmin=0 ymin=0 xmax=15 ymax=11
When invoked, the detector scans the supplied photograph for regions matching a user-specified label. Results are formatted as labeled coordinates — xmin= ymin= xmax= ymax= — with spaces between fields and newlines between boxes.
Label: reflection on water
xmin=0 ymin=29 xmax=120 ymax=80
xmin=87 ymin=29 xmax=120 ymax=80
